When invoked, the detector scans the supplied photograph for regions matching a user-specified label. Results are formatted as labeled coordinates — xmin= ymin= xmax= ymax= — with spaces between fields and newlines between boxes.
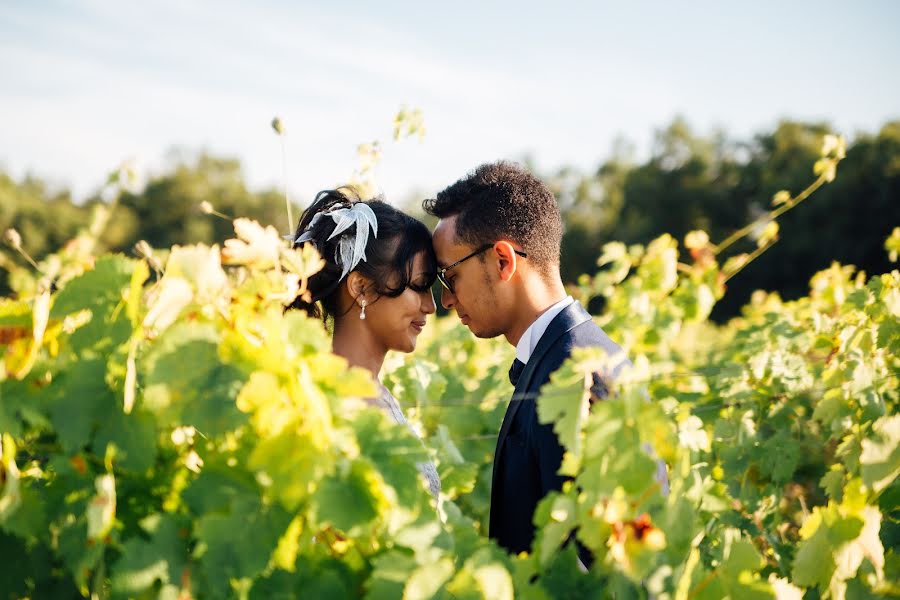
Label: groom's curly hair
xmin=423 ymin=161 xmax=563 ymax=274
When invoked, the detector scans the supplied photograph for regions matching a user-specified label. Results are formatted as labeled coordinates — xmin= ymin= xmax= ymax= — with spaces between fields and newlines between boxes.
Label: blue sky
xmin=1 ymin=1 xmax=898 ymax=204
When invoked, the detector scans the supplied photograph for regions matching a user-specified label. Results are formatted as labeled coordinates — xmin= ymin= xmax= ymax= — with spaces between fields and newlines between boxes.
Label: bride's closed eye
xmin=408 ymin=273 xmax=437 ymax=293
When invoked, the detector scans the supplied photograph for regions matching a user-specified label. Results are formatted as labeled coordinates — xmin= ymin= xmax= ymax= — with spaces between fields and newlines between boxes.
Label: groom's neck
xmin=503 ymin=272 xmax=568 ymax=349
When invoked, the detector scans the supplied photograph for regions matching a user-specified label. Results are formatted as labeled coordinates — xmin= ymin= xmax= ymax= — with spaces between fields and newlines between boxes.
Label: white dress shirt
xmin=515 ymin=296 xmax=575 ymax=365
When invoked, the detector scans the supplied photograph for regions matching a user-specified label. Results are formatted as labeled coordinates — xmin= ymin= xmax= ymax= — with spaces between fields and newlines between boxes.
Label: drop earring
xmin=359 ymin=299 xmax=367 ymax=320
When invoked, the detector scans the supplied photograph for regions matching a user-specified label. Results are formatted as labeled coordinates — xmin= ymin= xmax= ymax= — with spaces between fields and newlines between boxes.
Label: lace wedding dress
xmin=373 ymin=383 xmax=441 ymax=500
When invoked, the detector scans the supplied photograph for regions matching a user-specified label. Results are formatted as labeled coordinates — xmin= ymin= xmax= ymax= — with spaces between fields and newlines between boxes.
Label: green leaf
xmin=445 ymin=547 xmax=515 ymax=600
xmin=757 ymin=431 xmax=801 ymax=484
xmin=384 ymin=357 xmax=448 ymax=411
xmin=430 ymin=425 xmax=478 ymax=498
xmin=0 ymin=384 xmax=22 ymax=438
xmin=538 ymin=543 xmax=607 ymax=599
xmin=0 ymin=530 xmax=39 ymax=598
xmin=886 ymin=226 xmax=900 ymax=262
xmin=532 ymin=493 xmax=577 ymax=566
xmin=51 ymin=255 xmax=134 ymax=316
xmin=195 ymin=498 xmax=291 ymax=598
xmin=0 ymin=298 xmax=32 ymax=327
xmin=1 ymin=482 xmax=46 ymax=540
xmin=792 ymin=521 xmax=836 ymax=588
xmin=352 ymin=410 xmax=429 ymax=509
xmin=51 ymin=255 xmax=135 ymax=353
xmin=771 ymin=190 xmax=791 ymax=207
xmin=251 ymin=558 xmax=357 ymax=600
xmin=182 ymin=460 xmax=260 ymax=515
xmin=579 ymin=412 xmax=657 ymax=496
xmin=537 ymin=350 xmax=602 ymax=457
xmin=725 ymin=574 xmax=775 ymax=600
xmin=860 ymin=415 xmax=900 ymax=493
xmin=110 ymin=514 xmax=188 ymax=598
xmin=813 ymin=388 xmax=850 ymax=429
xmin=721 ymin=536 xmax=765 ymax=580
xmin=0 ymin=433 xmax=21 ymax=524
xmin=403 ymin=557 xmax=454 ymax=600
xmin=142 ymin=322 xmax=245 ymax=435
xmin=283 ymin=310 xmax=331 ymax=355
xmin=56 ymin=513 xmax=105 ymax=593
xmin=248 ymin=428 xmax=331 ymax=510
xmin=312 ymin=459 xmax=381 ymax=536
xmin=365 ymin=550 xmax=419 ymax=600
xmin=92 ymin=408 xmax=157 ymax=472
xmin=664 ymin=496 xmax=700 ymax=556
xmin=46 ymin=358 xmax=116 ymax=454
xmin=583 ymin=402 xmax=624 ymax=457
xmin=832 ymin=506 xmax=884 ymax=588
xmin=756 ymin=221 xmax=780 ymax=249
xmin=820 ymin=466 xmax=846 ymax=500
xmin=248 ymin=569 xmax=300 ymax=599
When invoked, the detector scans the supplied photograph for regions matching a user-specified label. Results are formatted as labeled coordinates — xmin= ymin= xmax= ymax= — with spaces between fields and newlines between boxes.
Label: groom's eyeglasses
xmin=437 ymin=244 xmax=527 ymax=294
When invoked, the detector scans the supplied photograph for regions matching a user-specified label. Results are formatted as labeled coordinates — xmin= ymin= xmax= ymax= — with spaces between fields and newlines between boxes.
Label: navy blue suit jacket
xmin=488 ymin=301 xmax=627 ymax=556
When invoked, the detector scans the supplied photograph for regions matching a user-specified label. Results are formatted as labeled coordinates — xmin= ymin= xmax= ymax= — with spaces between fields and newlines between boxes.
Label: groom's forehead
xmin=433 ymin=222 xmax=480 ymax=268
xmin=432 ymin=218 xmax=462 ymax=263
xmin=433 ymin=215 xmax=457 ymax=238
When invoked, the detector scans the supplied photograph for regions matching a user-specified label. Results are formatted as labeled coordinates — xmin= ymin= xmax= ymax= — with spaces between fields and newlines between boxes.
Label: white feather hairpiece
xmin=294 ymin=202 xmax=378 ymax=280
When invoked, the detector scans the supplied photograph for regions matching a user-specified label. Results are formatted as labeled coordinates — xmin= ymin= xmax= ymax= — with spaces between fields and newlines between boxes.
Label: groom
xmin=425 ymin=161 xmax=629 ymax=557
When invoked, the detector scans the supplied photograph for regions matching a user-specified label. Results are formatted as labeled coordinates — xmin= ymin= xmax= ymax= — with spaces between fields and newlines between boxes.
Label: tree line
xmin=2 ymin=119 xmax=898 ymax=319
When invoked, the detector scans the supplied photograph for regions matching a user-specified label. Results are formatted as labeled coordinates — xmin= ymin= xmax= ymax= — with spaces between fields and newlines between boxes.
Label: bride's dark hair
xmin=286 ymin=187 xmax=437 ymax=321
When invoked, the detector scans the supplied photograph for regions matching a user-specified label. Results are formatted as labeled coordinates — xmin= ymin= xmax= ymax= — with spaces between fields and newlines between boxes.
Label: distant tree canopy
xmin=2 ymin=120 xmax=899 ymax=319
xmin=547 ymin=118 xmax=900 ymax=319
xmin=114 ymin=154 xmax=289 ymax=252
xmin=0 ymin=152 xmax=292 ymax=297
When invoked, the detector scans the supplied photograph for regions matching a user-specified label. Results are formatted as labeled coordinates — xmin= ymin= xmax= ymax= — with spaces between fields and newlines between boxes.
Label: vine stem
xmin=13 ymin=246 xmax=42 ymax=272
xmin=687 ymin=569 xmax=718 ymax=600
xmin=674 ymin=531 xmax=705 ymax=600
xmin=713 ymin=175 xmax=827 ymax=256
xmin=713 ymin=175 xmax=826 ymax=254
xmin=722 ymin=238 xmax=778 ymax=284
xmin=281 ymin=135 xmax=293 ymax=235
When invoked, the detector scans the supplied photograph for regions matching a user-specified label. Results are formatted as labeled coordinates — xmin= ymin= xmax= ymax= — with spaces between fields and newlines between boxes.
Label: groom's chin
xmin=466 ymin=324 xmax=500 ymax=340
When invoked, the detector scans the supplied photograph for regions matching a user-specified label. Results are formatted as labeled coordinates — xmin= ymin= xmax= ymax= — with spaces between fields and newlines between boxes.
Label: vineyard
xmin=0 ymin=136 xmax=898 ymax=599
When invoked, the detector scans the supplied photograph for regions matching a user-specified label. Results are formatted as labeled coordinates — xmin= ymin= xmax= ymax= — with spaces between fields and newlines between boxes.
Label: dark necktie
xmin=509 ymin=358 xmax=526 ymax=386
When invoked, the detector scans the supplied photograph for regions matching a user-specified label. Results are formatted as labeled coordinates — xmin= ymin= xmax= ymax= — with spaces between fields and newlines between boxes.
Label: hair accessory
xmin=295 ymin=202 xmax=379 ymax=280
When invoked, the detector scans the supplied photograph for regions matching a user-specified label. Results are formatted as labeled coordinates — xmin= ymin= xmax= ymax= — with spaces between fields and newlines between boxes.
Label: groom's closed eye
xmin=438 ymin=274 xmax=457 ymax=292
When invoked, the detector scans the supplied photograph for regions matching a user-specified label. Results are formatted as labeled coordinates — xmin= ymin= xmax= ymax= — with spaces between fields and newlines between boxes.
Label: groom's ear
xmin=493 ymin=241 xmax=521 ymax=282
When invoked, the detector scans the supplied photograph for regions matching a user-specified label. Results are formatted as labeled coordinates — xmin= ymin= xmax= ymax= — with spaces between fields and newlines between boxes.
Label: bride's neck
xmin=332 ymin=317 xmax=386 ymax=378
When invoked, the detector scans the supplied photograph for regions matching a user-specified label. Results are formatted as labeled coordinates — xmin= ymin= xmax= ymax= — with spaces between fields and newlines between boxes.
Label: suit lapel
xmin=492 ymin=302 xmax=592 ymax=482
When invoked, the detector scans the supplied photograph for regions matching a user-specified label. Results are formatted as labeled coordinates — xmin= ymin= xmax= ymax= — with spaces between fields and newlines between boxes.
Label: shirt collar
xmin=515 ymin=296 xmax=575 ymax=364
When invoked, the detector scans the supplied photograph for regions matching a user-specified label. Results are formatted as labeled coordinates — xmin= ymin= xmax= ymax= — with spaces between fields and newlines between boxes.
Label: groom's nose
xmin=440 ymin=286 xmax=455 ymax=310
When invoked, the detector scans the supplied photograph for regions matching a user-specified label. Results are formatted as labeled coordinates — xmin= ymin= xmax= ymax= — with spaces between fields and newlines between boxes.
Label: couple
xmin=287 ymin=160 xmax=628 ymax=557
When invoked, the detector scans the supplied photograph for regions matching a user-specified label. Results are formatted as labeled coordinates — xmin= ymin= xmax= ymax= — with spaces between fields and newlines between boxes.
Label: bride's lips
xmin=411 ymin=320 xmax=426 ymax=332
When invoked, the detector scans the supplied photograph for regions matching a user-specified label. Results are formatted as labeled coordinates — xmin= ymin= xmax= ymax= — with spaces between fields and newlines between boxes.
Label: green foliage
xmin=0 ymin=142 xmax=897 ymax=598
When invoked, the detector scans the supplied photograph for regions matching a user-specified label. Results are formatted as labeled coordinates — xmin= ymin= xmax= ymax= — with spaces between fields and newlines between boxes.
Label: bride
xmin=287 ymin=188 xmax=441 ymax=499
